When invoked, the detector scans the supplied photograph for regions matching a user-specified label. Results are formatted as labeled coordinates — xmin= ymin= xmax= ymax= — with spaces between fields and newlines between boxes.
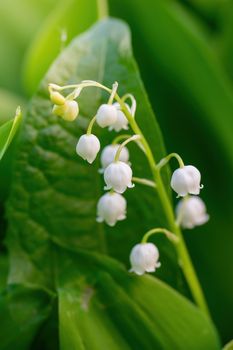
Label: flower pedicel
xmin=48 ymin=79 xmax=210 ymax=315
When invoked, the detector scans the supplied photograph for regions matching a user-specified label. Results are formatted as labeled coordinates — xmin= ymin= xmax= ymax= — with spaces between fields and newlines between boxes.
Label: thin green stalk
xmin=87 ymin=115 xmax=96 ymax=135
xmin=115 ymin=95 xmax=210 ymax=317
xmin=157 ymin=152 xmax=185 ymax=169
xmin=114 ymin=134 xmax=141 ymax=161
xmin=132 ymin=177 xmax=156 ymax=189
xmin=142 ymin=227 xmax=178 ymax=244
xmin=112 ymin=134 xmax=132 ymax=145
xmin=51 ymin=81 xmax=210 ymax=316
xmin=97 ymin=0 xmax=109 ymax=19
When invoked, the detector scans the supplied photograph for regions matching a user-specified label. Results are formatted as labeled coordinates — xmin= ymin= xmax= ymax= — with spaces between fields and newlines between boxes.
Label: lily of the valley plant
xmin=48 ymin=79 xmax=210 ymax=316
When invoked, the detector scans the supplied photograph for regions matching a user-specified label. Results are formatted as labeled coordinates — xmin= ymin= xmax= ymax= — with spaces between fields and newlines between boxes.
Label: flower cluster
xmin=49 ymin=80 xmax=209 ymax=277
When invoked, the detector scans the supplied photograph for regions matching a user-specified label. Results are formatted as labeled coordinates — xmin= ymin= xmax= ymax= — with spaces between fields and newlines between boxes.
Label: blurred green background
xmin=0 ymin=0 xmax=233 ymax=344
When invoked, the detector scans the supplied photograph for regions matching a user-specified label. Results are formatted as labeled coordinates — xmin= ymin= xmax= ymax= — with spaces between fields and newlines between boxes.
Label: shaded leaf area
xmin=216 ymin=1 xmax=233 ymax=81
xmin=0 ymin=284 xmax=53 ymax=350
xmin=57 ymin=245 xmax=220 ymax=350
xmin=108 ymin=0 xmax=233 ymax=341
xmin=0 ymin=245 xmax=220 ymax=349
xmin=6 ymin=19 xmax=181 ymax=291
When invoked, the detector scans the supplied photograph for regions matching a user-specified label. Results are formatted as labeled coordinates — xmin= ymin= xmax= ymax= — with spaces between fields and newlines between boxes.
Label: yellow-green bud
xmin=50 ymin=91 xmax=66 ymax=105
xmin=52 ymin=100 xmax=79 ymax=121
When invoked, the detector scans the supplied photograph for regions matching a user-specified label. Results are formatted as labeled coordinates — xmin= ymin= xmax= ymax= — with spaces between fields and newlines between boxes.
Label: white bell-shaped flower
xmin=53 ymin=100 xmax=79 ymax=121
xmin=76 ymin=134 xmax=100 ymax=164
xmin=96 ymin=104 xmax=118 ymax=128
xmin=96 ymin=192 xmax=127 ymax=226
xmin=171 ymin=165 xmax=202 ymax=197
xmin=104 ymin=161 xmax=134 ymax=193
xmin=176 ymin=196 xmax=209 ymax=229
xmin=130 ymin=243 xmax=161 ymax=275
xmin=108 ymin=102 xmax=129 ymax=132
xmin=100 ymin=144 xmax=129 ymax=172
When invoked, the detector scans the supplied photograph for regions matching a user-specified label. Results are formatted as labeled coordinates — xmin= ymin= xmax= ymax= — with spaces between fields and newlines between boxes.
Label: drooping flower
xmin=104 ymin=161 xmax=134 ymax=193
xmin=171 ymin=165 xmax=202 ymax=197
xmin=100 ymin=144 xmax=129 ymax=172
xmin=96 ymin=104 xmax=118 ymax=128
xmin=76 ymin=134 xmax=100 ymax=164
xmin=108 ymin=102 xmax=129 ymax=132
xmin=96 ymin=192 xmax=127 ymax=226
xmin=176 ymin=196 xmax=209 ymax=229
xmin=130 ymin=243 xmax=161 ymax=275
xmin=53 ymin=100 xmax=79 ymax=121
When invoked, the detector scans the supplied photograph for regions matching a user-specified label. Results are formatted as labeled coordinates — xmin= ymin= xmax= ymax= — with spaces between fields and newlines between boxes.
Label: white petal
xmin=96 ymin=104 xmax=118 ymax=128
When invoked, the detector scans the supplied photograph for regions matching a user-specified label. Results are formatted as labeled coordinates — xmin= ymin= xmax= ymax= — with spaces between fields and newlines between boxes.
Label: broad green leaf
xmin=223 ymin=340 xmax=233 ymax=350
xmin=216 ymin=1 xmax=233 ymax=80
xmin=0 ymin=284 xmax=53 ymax=350
xmin=5 ymin=18 xmax=220 ymax=349
xmin=0 ymin=254 xmax=8 ymax=289
xmin=109 ymin=0 xmax=233 ymax=341
xmin=6 ymin=18 xmax=181 ymax=290
xmin=179 ymin=0 xmax=225 ymax=20
xmin=0 ymin=107 xmax=22 ymax=161
xmin=0 ymin=0 xmax=56 ymax=94
xmin=110 ymin=0 xmax=233 ymax=172
xmin=22 ymin=0 xmax=98 ymax=94
xmin=56 ymin=245 xmax=220 ymax=350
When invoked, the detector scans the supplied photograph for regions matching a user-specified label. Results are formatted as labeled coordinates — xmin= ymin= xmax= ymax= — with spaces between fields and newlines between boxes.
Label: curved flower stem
xmin=114 ymin=134 xmax=141 ymax=162
xmin=108 ymin=82 xmax=118 ymax=105
xmin=114 ymin=94 xmax=211 ymax=318
xmin=49 ymin=80 xmax=210 ymax=317
xmin=132 ymin=177 xmax=157 ymax=189
xmin=142 ymin=227 xmax=178 ymax=244
xmin=86 ymin=115 xmax=97 ymax=135
xmin=112 ymin=134 xmax=133 ymax=145
xmin=157 ymin=152 xmax=185 ymax=170
xmin=121 ymin=93 xmax=137 ymax=116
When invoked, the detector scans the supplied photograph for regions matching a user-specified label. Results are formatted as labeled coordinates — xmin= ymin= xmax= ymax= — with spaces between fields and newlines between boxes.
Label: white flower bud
xmin=53 ymin=100 xmax=79 ymax=121
xmin=130 ymin=243 xmax=161 ymax=275
xmin=108 ymin=102 xmax=129 ymax=132
xmin=100 ymin=144 xmax=129 ymax=172
xmin=104 ymin=161 xmax=134 ymax=193
xmin=176 ymin=196 xmax=209 ymax=229
xmin=96 ymin=192 xmax=127 ymax=226
xmin=171 ymin=165 xmax=202 ymax=197
xmin=96 ymin=104 xmax=118 ymax=128
xmin=50 ymin=91 xmax=66 ymax=105
xmin=76 ymin=134 xmax=100 ymax=164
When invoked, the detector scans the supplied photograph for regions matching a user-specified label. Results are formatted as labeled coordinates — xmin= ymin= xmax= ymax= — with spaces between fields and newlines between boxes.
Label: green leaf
xmin=0 ymin=0 xmax=57 ymax=94
xmin=223 ymin=340 xmax=233 ymax=350
xmin=56 ymin=246 xmax=220 ymax=350
xmin=0 ymin=107 xmax=22 ymax=161
xmin=22 ymin=0 xmax=98 ymax=94
xmin=0 ymin=284 xmax=53 ymax=350
xmin=6 ymin=18 xmax=180 ymax=290
xmin=110 ymin=0 xmax=233 ymax=172
xmin=5 ymin=18 xmax=220 ymax=348
xmin=216 ymin=1 xmax=233 ymax=80
xmin=0 ymin=254 xmax=8 ymax=289
xmin=109 ymin=0 xmax=233 ymax=340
